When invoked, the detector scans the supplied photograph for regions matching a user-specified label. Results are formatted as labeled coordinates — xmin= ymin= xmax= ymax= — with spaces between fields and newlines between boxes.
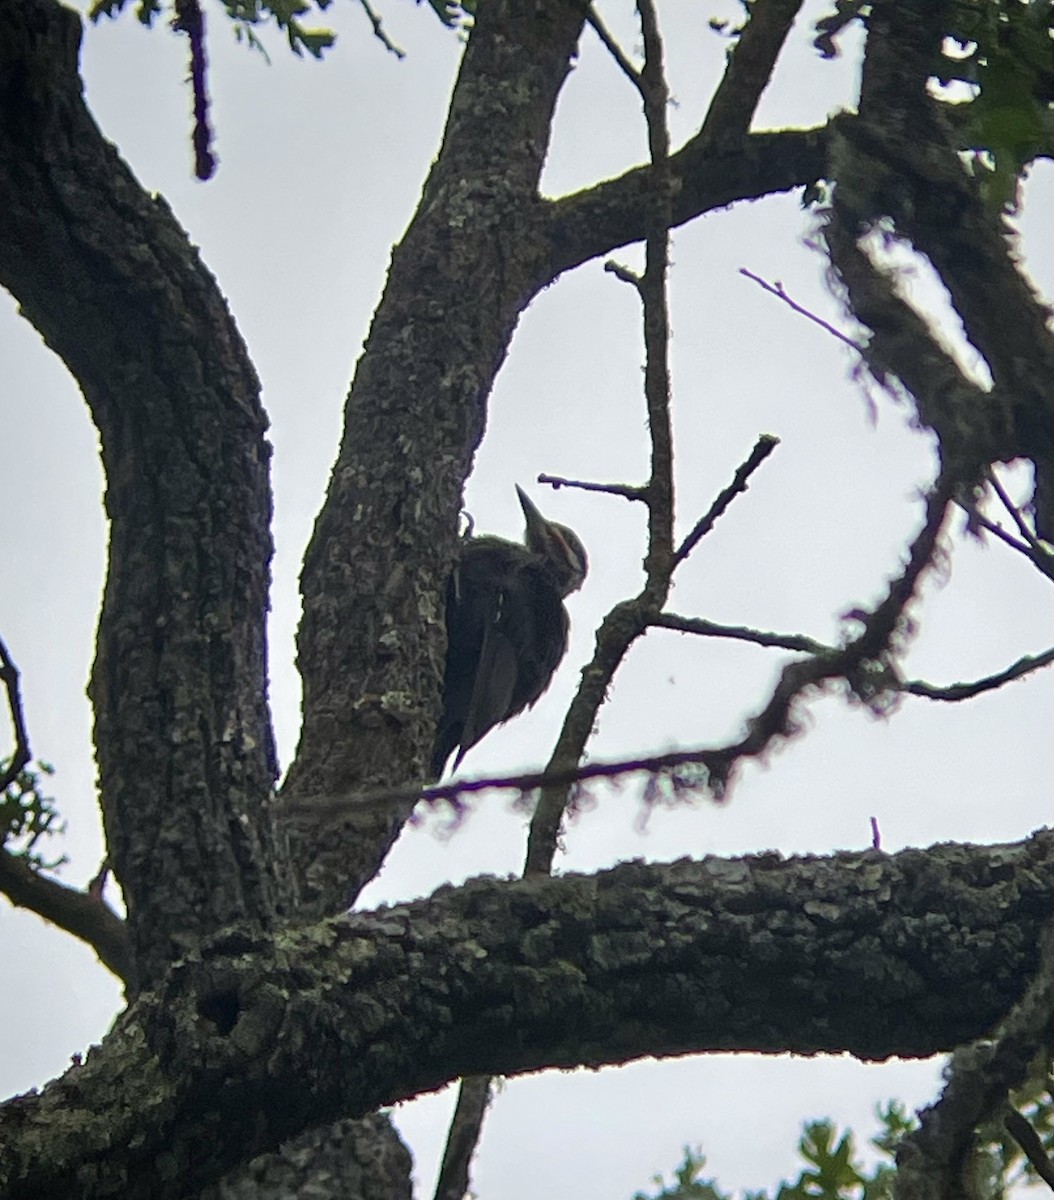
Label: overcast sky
xmin=1 ymin=2 xmax=1052 ymax=1196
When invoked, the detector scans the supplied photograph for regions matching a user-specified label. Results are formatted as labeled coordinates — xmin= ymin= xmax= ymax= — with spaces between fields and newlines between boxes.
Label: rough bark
xmin=279 ymin=0 xmax=590 ymax=917
xmin=2 ymin=1 xmax=1052 ymax=1198
xmin=0 ymin=0 xmax=283 ymax=988
xmin=835 ymin=0 xmax=1054 ymax=530
xmin=4 ymin=836 xmax=1053 ymax=1200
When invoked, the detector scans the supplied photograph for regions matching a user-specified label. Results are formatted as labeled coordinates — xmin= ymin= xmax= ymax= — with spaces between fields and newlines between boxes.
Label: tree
xmin=1 ymin=1 xmax=1053 ymax=1197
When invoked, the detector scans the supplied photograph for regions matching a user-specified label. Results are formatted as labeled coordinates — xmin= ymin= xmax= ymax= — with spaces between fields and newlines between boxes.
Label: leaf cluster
xmin=87 ymin=0 xmax=475 ymax=61
xmin=0 ymin=759 xmax=66 ymax=873
xmin=636 ymin=1083 xmax=1054 ymax=1200
xmin=939 ymin=0 xmax=1054 ymax=212
xmin=88 ymin=0 xmax=335 ymax=59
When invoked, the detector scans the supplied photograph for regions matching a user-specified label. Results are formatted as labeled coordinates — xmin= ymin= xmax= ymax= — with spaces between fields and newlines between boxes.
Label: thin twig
xmin=652 ymin=612 xmax=830 ymax=655
xmin=987 ymin=468 xmax=1038 ymax=547
xmin=0 ymin=846 xmax=134 ymax=986
xmin=1003 ymin=1105 xmax=1054 ymax=1192
xmin=524 ymin=0 xmax=674 ymax=879
xmin=172 ymin=0 xmax=216 ymax=181
xmin=904 ymin=648 xmax=1054 ymax=701
xmin=965 ymin=506 xmax=1033 ymax=555
xmin=957 ymin=499 xmax=1054 ymax=583
xmin=739 ymin=267 xmax=867 ymax=354
xmin=605 ymin=259 xmax=642 ymax=290
xmin=359 ymin=0 xmax=406 ymax=59
xmin=0 ymin=635 xmax=31 ymax=795
xmin=584 ymin=6 xmax=644 ymax=95
xmin=538 ymin=474 xmax=645 ymax=502
xmin=674 ymin=434 xmax=780 ymax=565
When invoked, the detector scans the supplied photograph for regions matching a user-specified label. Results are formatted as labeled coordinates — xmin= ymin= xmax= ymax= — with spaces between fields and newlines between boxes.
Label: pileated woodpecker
xmin=431 ymin=486 xmax=588 ymax=778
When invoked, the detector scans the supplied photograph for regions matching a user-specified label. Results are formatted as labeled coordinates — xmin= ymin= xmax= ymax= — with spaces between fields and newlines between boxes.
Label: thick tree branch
xmin=843 ymin=0 xmax=1054 ymax=534
xmin=281 ymin=0 xmax=589 ymax=917
xmin=0 ymin=848 xmax=134 ymax=986
xmin=895 ymin=919 xmax=1054 ymax=1199
xmin=545 ymin=125 xmax=830 ymax=281
xmin=0 ymin=0 xmax=282 ymax=987
xmin=697 ymin=0 xmax=804 ymax=149
xmin=4 ymin=835 xmax=1054 ymax=1200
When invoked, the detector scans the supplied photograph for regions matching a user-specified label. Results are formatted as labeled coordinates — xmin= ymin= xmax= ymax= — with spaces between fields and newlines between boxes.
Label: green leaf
xmin=1 ymin=758 xmax=67 ymax=873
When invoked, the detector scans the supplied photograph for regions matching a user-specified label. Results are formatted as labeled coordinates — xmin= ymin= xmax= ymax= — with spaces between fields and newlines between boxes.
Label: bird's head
xmin=516 ymin=485 xmax=588 ymax=597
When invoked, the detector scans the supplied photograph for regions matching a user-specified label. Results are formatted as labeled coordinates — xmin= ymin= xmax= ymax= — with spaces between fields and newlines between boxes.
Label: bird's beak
xmin=516 ymin=484 xmax=548 ymax=540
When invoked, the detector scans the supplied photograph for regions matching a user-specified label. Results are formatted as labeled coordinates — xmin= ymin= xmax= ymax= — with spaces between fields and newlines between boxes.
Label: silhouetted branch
xmin=359 ymin=0 xmax=405 ymax=58
xmin=525 ymin=0 xmax=673 ymax=878
xmin=988 ymin=469 xmax=1037 ymax=546
xmin=739 ymin=267 xmax=867 ymax=355
xmin=172 ymin=0 xmax=216 ymax=180
xmin=698 ymin=0 xmax=805 ymax=150
xmin=1003 ymin=1105 xmax=1054 ymax=1192
xmin=585 ymin=6 xmax=642 ymax=94
xmin=957 ymin=493 xmax=1054 ymax=584
xmin=673 ymin=434 xmax=780 ymax=566
xmin=433 ymin=1075 xmax=493 ymax=1200
xmin=0 ymin=635 xmax=30 ymax=794
xmin=651 ymin=612 xmax=829 ymax=654
xmin=905 ymin=649 xmax=1054 ymax=701
xmin=895 ymin=919 xmax=1054 ymax=1199
xmin=537 ymin=473 xmax=645 ymax=502
xmin=0 ymin=847 xmax=134 ymax=986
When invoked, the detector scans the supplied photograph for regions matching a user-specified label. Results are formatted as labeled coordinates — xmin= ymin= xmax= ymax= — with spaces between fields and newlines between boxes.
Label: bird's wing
xmin=453 ymin=602 xmax=519 ymax=771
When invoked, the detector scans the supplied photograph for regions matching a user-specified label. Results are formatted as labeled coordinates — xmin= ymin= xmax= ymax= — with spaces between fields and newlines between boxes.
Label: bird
xmin=431 ymin=485 xmax=588 ymax=778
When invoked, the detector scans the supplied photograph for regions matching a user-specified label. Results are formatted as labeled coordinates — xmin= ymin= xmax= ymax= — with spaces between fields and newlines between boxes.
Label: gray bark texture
xmin=1 ymin=0 xmax=1052 ymax=1197
xmin=4 ymin=839 xmax=1054 ymax=1199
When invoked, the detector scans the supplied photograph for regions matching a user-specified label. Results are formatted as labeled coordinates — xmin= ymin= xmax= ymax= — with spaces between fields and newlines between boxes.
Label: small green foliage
xmin=933 ymin=1 xmax=1053 ymax=212
xmin=633 ymin=1145 xmax=731 ymax=1200
xmin=1 ymin=758 xmax=67 ymax=873
xmin=90 ymin=0 xmax=474 ymax=61
xmin=87 ymin=0 xmax=163 ymax=24
xmin=775 ymin=1121 xmax=867 ymax=1200
xmin=634 ymin=1105 xmax=918 ymax=1200
xmin=218 ymin=0 xmax=335 ymax=59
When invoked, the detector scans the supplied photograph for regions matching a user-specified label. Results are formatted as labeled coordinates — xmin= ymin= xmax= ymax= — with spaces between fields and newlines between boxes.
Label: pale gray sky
xmin=1 ymin=2 xmax=1052 ymax=1196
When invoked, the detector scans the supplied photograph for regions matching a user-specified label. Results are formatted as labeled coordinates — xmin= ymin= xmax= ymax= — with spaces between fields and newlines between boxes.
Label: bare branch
xmin=584 ymin=6 xmax=643 ymax=96
xmin=988 ymin=469 xmax=1037 ymax=547
xmin=0 ymin=847 xmax=134 ymax=986
xmin=525 ymin=0 xmax=675 ymax=878
xmin=957 ymin=496 xmax=1054 ymax=584
xmin=651 ymin=612 xmax=829 ymax=655
xmin=537 ymin=473 xmax=645 ymax=502
xmin=698 ymin=0 xmax=806 ymax=150
xmin=604 ymin=258 xmax=643 ymax=290
xmin=739 ymin=267 xmax=867 ymax=356
xmin=433 ymin=1076 xmax=493 ymax=1200
xmin=359 ymin=0 xmax=406 ymax=59
xmin=0 ymin=635 xmax=30 ymax=795
xmin=904 ymin=648 xmax=1054 ymax=702
xmin=673 ymin=434 xmax=780 ymax=566
xmin=546 ymin=125 xmax=830 ymax=280
xmin=1003 ymin=1105 xmax=1054 ymax=1193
